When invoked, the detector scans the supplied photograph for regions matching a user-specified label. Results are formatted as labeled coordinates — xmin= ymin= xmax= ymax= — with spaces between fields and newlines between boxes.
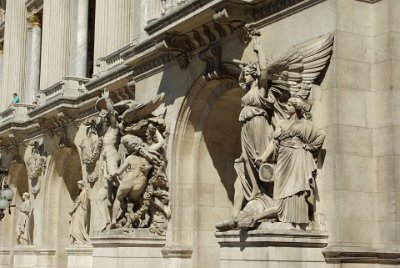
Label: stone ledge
xmin=216 ymin=225 xmax=328 ymax=248
xmin=323 ymin=246 xmax=400 ymax=264
xmin=66 ymin=246 xmax=93 ymax=255
xmin=90 ymin=229 xmax=166 ymax=248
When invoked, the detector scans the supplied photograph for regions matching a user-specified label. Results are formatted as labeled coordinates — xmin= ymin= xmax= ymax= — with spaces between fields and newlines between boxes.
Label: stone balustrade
xmin=38 ymin=77 xmax=90 ymax=105
xmin=95 ymin=47 xmax=126 ymax=75
xmin=0 ymin=104 xmax=36 ymax=125
xmin=148 ymin=0 xmax=191 ymax=25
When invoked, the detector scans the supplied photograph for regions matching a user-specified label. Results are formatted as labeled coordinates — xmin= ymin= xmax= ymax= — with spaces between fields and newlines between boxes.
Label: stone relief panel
xmin=216 ymin=31 xmax=333 ymax=231
xmin=93 ymin=89 xmax=170 ymax=235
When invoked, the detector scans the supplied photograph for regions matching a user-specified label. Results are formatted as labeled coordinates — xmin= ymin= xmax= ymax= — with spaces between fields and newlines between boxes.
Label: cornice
xmin=354 ymin=0 xmax=382 ymax=3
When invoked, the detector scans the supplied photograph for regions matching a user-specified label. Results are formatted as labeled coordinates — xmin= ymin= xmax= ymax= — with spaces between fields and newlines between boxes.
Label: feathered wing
xmin=267 ymin=33 xmax=334 ymax=100
xmin=120 ymin=92 xmax=165 ymax=124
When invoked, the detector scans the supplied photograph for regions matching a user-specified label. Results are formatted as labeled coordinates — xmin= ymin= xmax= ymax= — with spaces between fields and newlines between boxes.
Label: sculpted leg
xmin=111 ymin=186 xmax=130 ymax=227
xmin=232 ymin=177 xmax=244 ymax=218
xmin=96 ymin=187 xmax=111 ymax=231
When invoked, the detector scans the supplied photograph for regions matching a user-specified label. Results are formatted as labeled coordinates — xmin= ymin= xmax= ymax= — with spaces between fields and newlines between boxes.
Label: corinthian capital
xmin=27 ymin=11 xmax=41 ymax=28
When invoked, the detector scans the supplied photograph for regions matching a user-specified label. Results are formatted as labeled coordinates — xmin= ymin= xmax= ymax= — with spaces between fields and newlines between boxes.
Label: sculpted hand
xmin=253 ymin=36 xmax=261 ymax=53
xmin=255 ymin=156 xmax=266 ymax=166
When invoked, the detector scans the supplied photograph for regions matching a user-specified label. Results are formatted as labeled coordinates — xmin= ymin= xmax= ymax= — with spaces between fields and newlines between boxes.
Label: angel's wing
xmin=267 ymin=33 xmax=334 ymax=99
xmin=120 ymin=93 xmax=165 ymax=124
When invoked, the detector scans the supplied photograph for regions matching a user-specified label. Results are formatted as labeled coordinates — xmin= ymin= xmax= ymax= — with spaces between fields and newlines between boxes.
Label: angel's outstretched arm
xmin=253 ymin=36 xmax=268 ymax=86
xmin=149 ymin=127 xmax=165 ymax=152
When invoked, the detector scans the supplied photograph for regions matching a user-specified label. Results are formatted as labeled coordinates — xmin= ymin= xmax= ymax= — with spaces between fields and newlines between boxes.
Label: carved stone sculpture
xmin=69 ymin=180 xmax=90 ymax=245
xmin=79 ymin=120 xmax=103 ymax=183
xmin=216 ymin=31 xmax=333 ymax=231
xmin=26 ymin=140 xmax=46 ymax=195
xmin=16 ymin=192 xmax=33 ymax=245
xmin=94 ymin=89 xmax=170 ymax=235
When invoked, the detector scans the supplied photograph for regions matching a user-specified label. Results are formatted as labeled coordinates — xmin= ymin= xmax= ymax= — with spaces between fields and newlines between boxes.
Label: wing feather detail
xmin=268 ymin=33 xmax=334 ymax=99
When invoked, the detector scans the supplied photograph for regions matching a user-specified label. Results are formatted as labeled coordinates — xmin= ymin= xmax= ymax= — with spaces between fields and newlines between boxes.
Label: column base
xmin=91 ymin=229 xmax=166 ymax=268
xmin=216 ymin=222 xmax=329 ymax=268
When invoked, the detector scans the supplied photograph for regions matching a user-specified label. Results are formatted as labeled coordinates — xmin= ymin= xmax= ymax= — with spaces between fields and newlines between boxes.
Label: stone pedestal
xmin=13 ymin=246 xmax=36 ymax=268
xmin=216 ymin=223 xmax=329 ymax=268
xmin=34 ymin=249 xmax=55 ymax=268
xmin=0 ymin=249 xmax=11 ymax=268
xmin=91 ymin=229 xmax=166 ymax=268
xmin=66 ymin=246 xmax=93 ymax=268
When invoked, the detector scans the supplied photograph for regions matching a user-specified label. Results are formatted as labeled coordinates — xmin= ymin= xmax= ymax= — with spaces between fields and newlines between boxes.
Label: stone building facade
xmin=0 ymin=0 xmax=398 ymax=267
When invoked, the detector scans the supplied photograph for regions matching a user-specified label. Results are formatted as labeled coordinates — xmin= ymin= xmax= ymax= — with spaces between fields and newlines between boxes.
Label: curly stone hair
xmin=288 ymin=96 xmax=312 ymax=119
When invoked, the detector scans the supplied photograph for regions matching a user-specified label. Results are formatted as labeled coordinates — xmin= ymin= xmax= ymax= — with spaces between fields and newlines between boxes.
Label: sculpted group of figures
xmin=14 ymin=88 xmax=171 ymax=246
xmin=94 ymin=89 xmax=171 ymax=234
xmin=216 ymin=32 xmax=333 ymax=231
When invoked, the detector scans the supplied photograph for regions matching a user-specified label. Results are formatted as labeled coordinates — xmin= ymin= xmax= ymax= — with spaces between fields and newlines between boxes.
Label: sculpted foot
xmin=216 ymin=218 xmax=237 ymax=231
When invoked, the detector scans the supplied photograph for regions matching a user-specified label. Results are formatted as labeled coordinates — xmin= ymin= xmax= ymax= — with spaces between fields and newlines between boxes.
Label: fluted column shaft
xmin=26 ymin=13 xmax=42 ymax=104
xmin=40 ymin=0 xmax=71 ymax=90
xmin=93 ymin=0 xmax=131 ymax=72
xmin=147 ymin=0 xmax=162 ymax=24
xmin=106 ymin=0 xmax=131 ymax=53
xmin=2 ymin=0 xmax=26 ymax=108
xmin=69 ymin=0 xmax=89 ymax=77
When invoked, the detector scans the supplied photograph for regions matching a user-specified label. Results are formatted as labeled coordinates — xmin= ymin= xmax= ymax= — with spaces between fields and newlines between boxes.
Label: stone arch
xmin=168 ymin=77 xmax=242 ymax=267
xmin=42 ymin=146 xmax=83 ymax=268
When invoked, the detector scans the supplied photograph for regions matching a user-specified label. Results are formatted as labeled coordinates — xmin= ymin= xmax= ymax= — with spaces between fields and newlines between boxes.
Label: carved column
xmin=26 ymin=12 xmax=42 ymax=104
xmin=2 ymin=0 xmax=26 ymax=107
xmin=40 ymin=0 xmax=71 ymax=90
xmin=69 ymin=0 xmax=89 ymax=77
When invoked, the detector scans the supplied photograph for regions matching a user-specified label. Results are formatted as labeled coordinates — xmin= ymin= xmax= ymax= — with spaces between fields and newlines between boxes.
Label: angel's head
xmin=242 ymin=62 xmax=260 ymax=84
xmin=288 ymin=97 xmax=312 ymax=119
xmin=121 ymin=134 xmax=145 ymax=154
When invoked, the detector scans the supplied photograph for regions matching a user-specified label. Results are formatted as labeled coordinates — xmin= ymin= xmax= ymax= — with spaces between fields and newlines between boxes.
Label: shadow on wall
xmin=201 ymin=88 xmax=243 ymax=202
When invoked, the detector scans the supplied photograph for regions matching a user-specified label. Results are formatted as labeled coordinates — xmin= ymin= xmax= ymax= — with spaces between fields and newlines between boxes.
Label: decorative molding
xmin=161 ymin=247 xmax=193 ymax=259
xmin=323 ymin=246 xmax=400 ymax=264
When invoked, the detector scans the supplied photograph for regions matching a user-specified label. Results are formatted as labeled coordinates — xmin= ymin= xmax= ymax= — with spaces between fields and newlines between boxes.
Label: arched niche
xmin=169 ymin=77 xmax=243 ymax=267
xmin=42 ymin=146 xmax=83 ymax=268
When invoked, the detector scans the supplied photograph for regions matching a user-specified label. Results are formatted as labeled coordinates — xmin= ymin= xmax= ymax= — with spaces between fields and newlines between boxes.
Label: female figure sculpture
xmin=254 ymin=97 xmax=325 ymax=226
xmin=16 ymin=192 xmax=33 ymax=245
xmin=69 ymin=180 xmax=90 ymax=244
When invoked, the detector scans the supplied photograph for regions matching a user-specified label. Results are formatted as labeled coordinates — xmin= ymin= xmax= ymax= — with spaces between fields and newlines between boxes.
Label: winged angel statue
xmin=95 ymin=89 xmax=170 ymax=235
xmin=216 ymin=31 xmax=333 ymax=231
